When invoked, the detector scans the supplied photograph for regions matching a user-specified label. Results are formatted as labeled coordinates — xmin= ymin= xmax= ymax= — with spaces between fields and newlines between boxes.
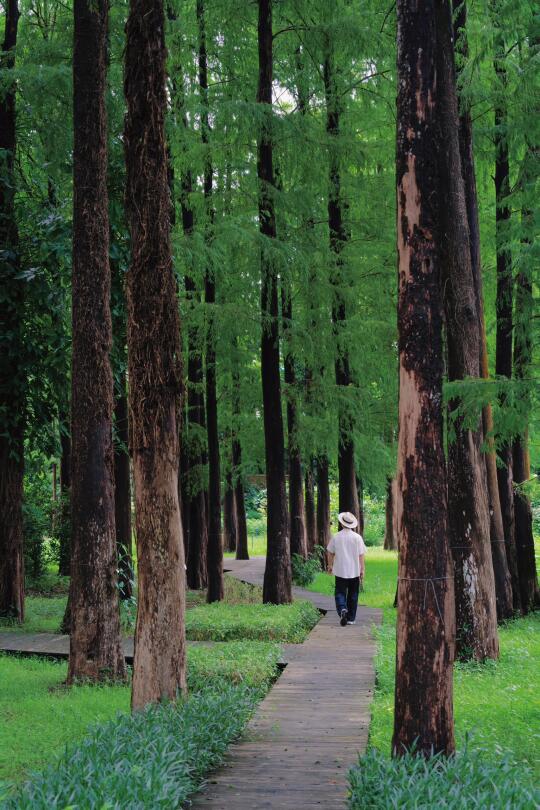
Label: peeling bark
xmin=68 ymin=0 xmax=125 ymax=683
xmin=393 ymin=0 xmax=455 ymax=756
xmin=436 ymin=0 xmax=499 ymax=661
xmin=454 ymin=1 xmax=513 ymax=621
xmin=125 ymin=0 xmax=186 ymax=708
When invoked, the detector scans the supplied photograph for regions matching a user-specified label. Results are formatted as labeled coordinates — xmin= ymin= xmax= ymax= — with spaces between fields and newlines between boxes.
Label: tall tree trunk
xmin=58 ymin=416 xmax=71 ymax=576
xmin=383 ymin=478 xmax=397 ymax=551
xmin=304 ymin=464 xmax=316 ymax=555
xmin=68 ymin=0 xmax=125 ymax=683
xmin=0 ymin=0 xmax=24 ymax=622
xmin=393 ymin=0 xmax=455 ymax=756
xmin=125 ymin=0 xmax=186 ymax=708
xmin=512 ymin=213 xmax=540 ymax=612
xmin=258 ymin=0 xmax=291 ymax=604
xmin=231 ymin=376 xmax=249 ymax=560
xmin=453 ymin=2 xmax=513 ymax=622
xmin=436 ymin=0 xmax=499 ymax=661
xmin=316 ymin=456 xmax=331 ymax=570
xmin=223 ymin=469 xmax=237 ymax=553
xmin=197 ymin=0 xmax=223 ymax=602
xmin=281 ymin=276 xmax=307 ymax=559
xmin=114 ymin=385 xmax=133 ymax=600
xmin=323 ymin=44 xmax=360 ymax=524
xmin=492 ymin=22 xmax=521 ymax=611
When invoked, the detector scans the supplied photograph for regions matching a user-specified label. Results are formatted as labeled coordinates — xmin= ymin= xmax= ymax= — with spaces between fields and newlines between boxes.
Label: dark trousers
xmin=334 ymin=576 xmax=360 ymax=621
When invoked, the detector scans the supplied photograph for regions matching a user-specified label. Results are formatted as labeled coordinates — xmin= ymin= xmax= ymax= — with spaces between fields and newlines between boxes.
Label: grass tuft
xmin=186 ymin=600 xmax=320 ymax=642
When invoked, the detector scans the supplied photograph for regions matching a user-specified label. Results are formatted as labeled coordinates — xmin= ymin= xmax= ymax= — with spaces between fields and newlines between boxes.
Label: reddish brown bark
xmin=0 ymin=0 xmax=24 ymax=622
xmin=323 ymin=43 xmax=360 ymax=525
xmin=114 ymin=387 xmax=133 ymax=600
xmin=125 ymin=0 xmax=186 ymax=708
xmin=436 ymin=0 xmax=499 ymax=661
xmin=454 ymin=2 xmax=513 ymax=621
xmin=258 ymin=0 xmax=291 ymax=604
xmin=68 ymin=0 xmax=125 ymax=683
xmin=393 ymin=0 xmax=455 ymax=756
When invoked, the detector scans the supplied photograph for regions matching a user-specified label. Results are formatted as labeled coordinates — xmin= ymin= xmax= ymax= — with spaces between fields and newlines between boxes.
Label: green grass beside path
xmin=308 ymin=547 xmax=540 ymax=805
xmin=0 ymin=641 xmax=281 ymax=787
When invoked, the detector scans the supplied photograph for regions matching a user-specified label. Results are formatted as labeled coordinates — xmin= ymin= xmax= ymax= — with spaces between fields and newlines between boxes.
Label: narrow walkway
xmin=191 ymin=557 xmax=382 ymax=809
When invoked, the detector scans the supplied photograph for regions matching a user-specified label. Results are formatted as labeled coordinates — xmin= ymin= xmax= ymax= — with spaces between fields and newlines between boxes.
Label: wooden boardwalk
xmin=1 ymin=557 xmax=382 ymax=809
xmin=190 ymin=558 xmax=382 ymax=809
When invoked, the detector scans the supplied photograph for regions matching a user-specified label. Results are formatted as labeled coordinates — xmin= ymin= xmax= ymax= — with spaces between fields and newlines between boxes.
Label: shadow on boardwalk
xmin=190 ymin=557 xmax=382 ymax=810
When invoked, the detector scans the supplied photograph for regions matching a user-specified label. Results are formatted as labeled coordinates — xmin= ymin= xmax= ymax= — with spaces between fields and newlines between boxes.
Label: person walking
xmin=327 ymin=511 xmax=366 ymax=626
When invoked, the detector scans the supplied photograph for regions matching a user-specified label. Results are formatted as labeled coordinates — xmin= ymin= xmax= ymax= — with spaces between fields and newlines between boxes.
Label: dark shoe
xmin=340 ymin=609 xmax=348 ymax=626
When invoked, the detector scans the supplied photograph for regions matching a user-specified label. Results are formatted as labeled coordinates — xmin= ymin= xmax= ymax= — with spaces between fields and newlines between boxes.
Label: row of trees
xmin=0 ymin=0 xmax=538 ymax=727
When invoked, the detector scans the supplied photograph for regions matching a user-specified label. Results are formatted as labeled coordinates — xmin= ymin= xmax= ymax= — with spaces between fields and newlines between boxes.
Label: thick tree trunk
xmin=316 ymin=456 xmax=331 ymax=570
xmin=0 ymin=0 xmax=24 ymax=622
xmin=124 ymin=0 xmax=186 ymax=708
xmin=114 ymin=388 xmax=133 ymax=600
xmin=223 ymin=470 xmax=237 ymax=553
xmin=197 ymin=0 xmax=223 ymax=603
xmin=492 ymin=26 xmax=521 ymax=611
xmin=68 ymin=0 xmax=125 ymax=683
xmin=393 ymin=0 xmax=455 ymax=756
xmin=436 ymin=0 xmax=499 ymax=662
xmin=281 ymin=278 xmax=307 ymax=559
xmin=258 ymin=0 xmax=291 ymax=604
xmin=304 ymin=464 xmax=317 ymax=556
xmin=323 ymin=46 xmax=360 ymax=525
xmin=454 ymin=2 xmax=513 ymax=621
xmin=383 ymin=478 xmax=397 ymax=551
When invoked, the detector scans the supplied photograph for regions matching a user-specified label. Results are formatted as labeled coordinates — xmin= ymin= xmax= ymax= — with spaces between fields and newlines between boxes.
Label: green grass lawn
xmin=186 ymin=600 xmax=320 ymax=642
xmin=0 ymin=641 xmax=281 ymax=786
xmin=309 ymin=547 xmax=540 ymax=777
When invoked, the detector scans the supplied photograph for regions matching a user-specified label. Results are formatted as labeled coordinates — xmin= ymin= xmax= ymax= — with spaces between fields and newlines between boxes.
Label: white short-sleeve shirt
xmin=327 ymin=528 xmax=366 ymax=579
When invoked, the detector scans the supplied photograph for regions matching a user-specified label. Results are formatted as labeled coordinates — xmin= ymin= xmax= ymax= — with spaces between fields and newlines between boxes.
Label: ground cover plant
xmin=308 ymin=548 xmax=540 ymax=799
xmin=0 ymin=642 xmax=281 ymax=787
xmin=0 ymin=685 xmax=260 ymax=809
xmin=186 ymin=600 xmax=320 ymax=642
xmin=349 ymin=747 xmax=539 ymax=809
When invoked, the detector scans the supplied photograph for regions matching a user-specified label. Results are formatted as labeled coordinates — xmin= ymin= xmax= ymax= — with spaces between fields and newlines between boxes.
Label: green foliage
xmin=348 ymin=747 xmax=538 ymax=809
xmin=0 ymin=684 xmax=259 ymax=809
xmin=0 ymin=595 xmax=66 ymax=634
xmin=291 ymin=546 xmax=324 ymax=587
xmin=186 ymin=600 xmax=320 ymax=642
xmin=0 ymin=642 xmax=281 ymax=787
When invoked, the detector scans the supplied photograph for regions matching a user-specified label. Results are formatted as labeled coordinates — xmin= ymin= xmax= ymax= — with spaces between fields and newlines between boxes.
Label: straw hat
xmin=338 ymin=511 xmax=358 ymax=529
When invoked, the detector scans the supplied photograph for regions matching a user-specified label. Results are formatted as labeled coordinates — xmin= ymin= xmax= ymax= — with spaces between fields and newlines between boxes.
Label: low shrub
xmin=0 ymin=685 xmax=258 ymax=809
xmin=186 ymin=600 xmax=320 ymax=642
xmin=291 ymin=546 xmax=324 ymax=587
xmin=348 ymin=747 xmax=539 ymax=809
